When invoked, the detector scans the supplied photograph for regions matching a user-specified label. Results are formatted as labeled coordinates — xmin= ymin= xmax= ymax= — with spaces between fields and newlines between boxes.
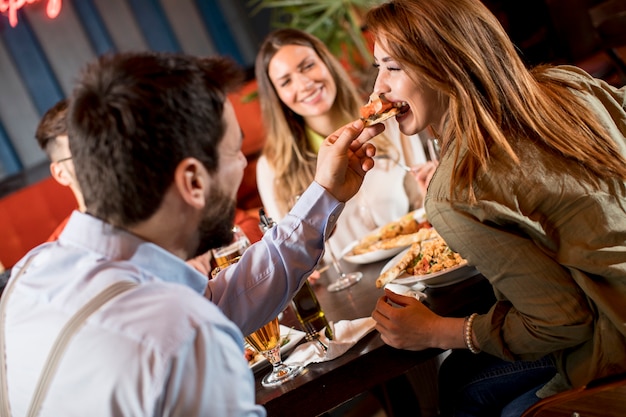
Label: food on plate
xmin=375 ymin=236 xmax=466 ymax=288
xmin=374 ymin=227 xmax=438 ymax=251
xmin=245 ymin=346 xmax=257 ymax=362
xmin=376 ymin=240 xmax=422 ymax=288
xmin=348 ymin=210 xmax=432 ymax=256
xmin=359 ymin=93 xmax=407 ymax=126
xmin=407 ymin=237 xmax=464 ymax=275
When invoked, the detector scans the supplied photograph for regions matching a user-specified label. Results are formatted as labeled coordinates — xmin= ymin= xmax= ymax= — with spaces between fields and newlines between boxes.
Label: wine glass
xmin=326 ymin=242 xmax=363 ymax=292
xmin=245 ymin=317 xmax=304 ymax=387
xmin=426 ymin=138 xmax=441 ymax=162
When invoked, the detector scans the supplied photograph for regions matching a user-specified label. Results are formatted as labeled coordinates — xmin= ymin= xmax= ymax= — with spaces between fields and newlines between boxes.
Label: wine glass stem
xmin=327 ymin=244 xmax=345 ymax=277
xmin=263 ymin=345 xmax=282 ymax=366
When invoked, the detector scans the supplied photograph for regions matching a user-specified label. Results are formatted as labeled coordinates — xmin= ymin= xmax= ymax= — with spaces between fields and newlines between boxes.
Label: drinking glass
xmin=326 ymin=242 xmax=363 ymax=292
xmin=245 ymin=317 xmax=304 ymax=387
xmin=426 ymin=138 xmax=441 ymax=162
xmin=210 ymin=225 xmax=250 ymax=277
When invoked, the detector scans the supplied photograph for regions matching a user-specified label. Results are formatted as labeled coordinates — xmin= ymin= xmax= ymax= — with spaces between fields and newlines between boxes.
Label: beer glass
xmin=212 ymin=225 xmax=250 ymax=269
xmin=245 ymin=317 xmax=303 ymax=387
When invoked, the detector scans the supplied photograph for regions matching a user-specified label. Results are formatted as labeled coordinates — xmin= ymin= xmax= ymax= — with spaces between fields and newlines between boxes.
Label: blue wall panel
xmin=195 ymin=0 xmax=244 ymax=65
xmin=0 ymin=14 xmax=63 ymax=115
xmin=0 ymin=122 xmax=21 ymax=175
xmin=70 ymin=0 xmax=116 ymax=55
xmin=127 ymin=0 xmax=181 ymax=52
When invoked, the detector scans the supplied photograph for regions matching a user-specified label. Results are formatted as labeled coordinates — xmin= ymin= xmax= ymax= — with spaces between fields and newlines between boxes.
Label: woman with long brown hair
xmin=368 ymin=0 xmax=626 ymax=415
xmin=255 ymin=28 xmax=434 ymax=260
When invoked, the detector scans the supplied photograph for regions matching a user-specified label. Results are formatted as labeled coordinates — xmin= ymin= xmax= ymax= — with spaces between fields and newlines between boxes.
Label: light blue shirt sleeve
xmin=206 ymin=182 xmax=344 ymax=336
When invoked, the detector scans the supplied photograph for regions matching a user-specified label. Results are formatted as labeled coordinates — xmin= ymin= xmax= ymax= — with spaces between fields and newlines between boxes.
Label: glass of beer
xmin=245 ymin=317 xmax=303 ymax=387
xmin=211 ymin=226 xmax=250 ymax=277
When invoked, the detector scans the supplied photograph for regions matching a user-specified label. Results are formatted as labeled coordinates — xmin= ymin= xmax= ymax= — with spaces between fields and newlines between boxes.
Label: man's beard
xmin=192 ymin=186 xmax=237 ymax=258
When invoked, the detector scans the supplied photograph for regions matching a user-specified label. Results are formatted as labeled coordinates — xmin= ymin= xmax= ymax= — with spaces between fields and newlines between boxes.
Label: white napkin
xmin=284 ymin=317 xmax=376 ymax=366
xmin=384 ymin=282 xmax=427 ymax=300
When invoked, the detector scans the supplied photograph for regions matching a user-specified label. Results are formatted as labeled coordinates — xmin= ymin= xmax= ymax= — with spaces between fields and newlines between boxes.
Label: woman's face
xmin=372 ymin=41 xmax=445 ymax=135
xmin=267 ymin=44 xmax=337 ymax=118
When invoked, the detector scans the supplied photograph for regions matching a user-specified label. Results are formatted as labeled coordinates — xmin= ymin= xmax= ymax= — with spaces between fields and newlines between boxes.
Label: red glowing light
xmin=0 ymin=0 xmax=62 ymax=28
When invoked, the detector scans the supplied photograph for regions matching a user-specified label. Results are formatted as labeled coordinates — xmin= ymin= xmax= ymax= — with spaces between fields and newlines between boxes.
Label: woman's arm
xmin=427 ymin=200 xmax=597 ymax=361
xmin=256 ymin=155 xmax=285 ymax=222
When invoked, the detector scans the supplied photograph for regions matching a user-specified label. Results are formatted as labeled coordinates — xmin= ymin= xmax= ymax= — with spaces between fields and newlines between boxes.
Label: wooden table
xmin=254 ymin=258 xmax=496 ymax=417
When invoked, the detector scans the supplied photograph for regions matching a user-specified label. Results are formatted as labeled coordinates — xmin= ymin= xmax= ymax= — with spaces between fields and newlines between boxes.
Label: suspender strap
xmin=0 ymin=259 xmax=137 ymax=417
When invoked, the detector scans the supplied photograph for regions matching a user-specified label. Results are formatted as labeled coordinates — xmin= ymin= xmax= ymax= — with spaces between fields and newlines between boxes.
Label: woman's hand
xmin=410 ymin=161 xmax=438 ymax=198
xmin=372 ymin=288 xmax=465 ymax=351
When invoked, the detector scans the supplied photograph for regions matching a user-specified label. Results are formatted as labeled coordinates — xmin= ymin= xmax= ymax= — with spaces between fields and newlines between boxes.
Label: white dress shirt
xmin=3 ymin=182 xmax=342 ymax=417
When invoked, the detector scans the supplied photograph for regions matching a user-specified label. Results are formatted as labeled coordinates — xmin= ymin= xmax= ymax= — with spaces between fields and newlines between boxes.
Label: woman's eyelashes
xmin=372 ymin=62 xmax=401 ymax=72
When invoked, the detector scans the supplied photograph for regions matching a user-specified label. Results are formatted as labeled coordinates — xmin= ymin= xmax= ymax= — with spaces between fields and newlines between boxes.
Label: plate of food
xmin=376 ymin=236 xmax=479 ymax=288
xmin=245 ymin=325 xmax=306 ymax=372
xmin=342 ymin=208 xmax=437 ymax=264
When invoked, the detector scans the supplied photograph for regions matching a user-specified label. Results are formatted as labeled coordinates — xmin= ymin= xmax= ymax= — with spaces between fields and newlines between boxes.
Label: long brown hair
xmin=255 ymin=28 xmax=397 ymax=216
xmin=366 ymin=0 xmax=626 ymax=201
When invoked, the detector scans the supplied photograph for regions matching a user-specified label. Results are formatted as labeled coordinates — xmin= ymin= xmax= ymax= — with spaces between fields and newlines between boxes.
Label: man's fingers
xmin=349 ymin=123 xmax=385 ymax=151
xmin=326 ymin=119 xmax=365 ymax=151
xmin=325 ymin=120 xmax=384 ymax=151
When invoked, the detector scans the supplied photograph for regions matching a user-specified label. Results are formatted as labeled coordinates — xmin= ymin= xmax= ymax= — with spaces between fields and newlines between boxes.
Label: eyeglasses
xmin=55 ymin=156 xmax=72 ymax=163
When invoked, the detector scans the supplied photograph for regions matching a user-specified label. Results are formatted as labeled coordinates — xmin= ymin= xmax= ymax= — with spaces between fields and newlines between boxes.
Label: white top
xmin=3 ymin=182 xmax=342 ymax=417
xmin=257 ymin=121 xmax=430 ymax=259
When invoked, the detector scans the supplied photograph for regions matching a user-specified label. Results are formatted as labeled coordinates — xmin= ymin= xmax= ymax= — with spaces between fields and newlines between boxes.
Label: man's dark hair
xmin=35 ymin=99 xmax=69 ymax=157
xmin=68 ymin=52 xmax=244 ymax=227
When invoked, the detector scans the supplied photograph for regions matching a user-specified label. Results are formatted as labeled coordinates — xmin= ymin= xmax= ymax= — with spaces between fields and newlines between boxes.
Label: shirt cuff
xmin=290 ymin=182 xmax=344 ymax=241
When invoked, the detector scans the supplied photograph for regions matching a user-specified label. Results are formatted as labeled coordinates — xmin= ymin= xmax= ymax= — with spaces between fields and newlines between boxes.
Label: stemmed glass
xmin=245 ymin=317 xmax=303 ymax=387
xmin=426 ymin=137 xmax=441 ymax=162
xmin=290 ymin=192 xmax=363 ymax=291
xmin=326 ymin=242 xmax=363 ymax=292
xmin=324 ymin=194 xmax=375 ymax=292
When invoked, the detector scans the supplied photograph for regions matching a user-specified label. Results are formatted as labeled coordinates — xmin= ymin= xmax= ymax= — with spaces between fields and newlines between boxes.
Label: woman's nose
xmin=372 ymin=73 xmax=390 ymax=97
xmin=295 ymin=74 xmax=314 ymax=91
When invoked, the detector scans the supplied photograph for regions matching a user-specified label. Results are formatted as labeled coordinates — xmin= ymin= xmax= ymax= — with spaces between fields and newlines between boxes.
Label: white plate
xmin=341 ymin=241 xmax=407 ymax=264
xmin=247 ymin=325 xmax=306 ymax=371
xmin=380 ymin=248 xmax=480 ymax=288
xmin=341 ymin=208 xmax=428 ymax=265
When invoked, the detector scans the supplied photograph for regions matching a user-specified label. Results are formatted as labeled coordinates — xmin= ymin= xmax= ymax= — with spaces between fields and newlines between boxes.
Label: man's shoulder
xmin=101 ymin=280 xmax=238 ymax=351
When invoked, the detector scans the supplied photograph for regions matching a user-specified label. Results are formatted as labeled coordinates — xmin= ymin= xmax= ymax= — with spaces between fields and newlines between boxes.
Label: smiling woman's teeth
xmin=302 ymin=88 xmax=322 ymax=104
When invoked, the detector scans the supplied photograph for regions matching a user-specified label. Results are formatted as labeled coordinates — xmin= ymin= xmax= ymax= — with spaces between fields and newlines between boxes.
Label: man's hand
xmin=314 ymin=119 xmax=384 ymax=203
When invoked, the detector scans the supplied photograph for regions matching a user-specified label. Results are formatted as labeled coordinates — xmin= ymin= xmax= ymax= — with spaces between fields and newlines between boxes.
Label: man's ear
xmin=49 ymin=162 xmax=72 ymax=187
xmin=174 ymin=158 xmax=211 ymax=209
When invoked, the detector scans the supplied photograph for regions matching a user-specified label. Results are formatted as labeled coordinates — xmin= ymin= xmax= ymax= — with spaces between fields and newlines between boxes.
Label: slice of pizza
xmin=376 ymin=241 xmax=422 ymax=288
xmin=350 ymin=211 xmax=431 ymax=256
xmin=360 ymin=93 xmax=407 ymax=126
xmin=374 ymin=227 xmax=439 ymax=251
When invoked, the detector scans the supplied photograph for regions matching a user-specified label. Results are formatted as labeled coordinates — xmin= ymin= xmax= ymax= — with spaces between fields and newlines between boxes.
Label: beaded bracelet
xmin=464 ymin=313 xmax=480 ymax=354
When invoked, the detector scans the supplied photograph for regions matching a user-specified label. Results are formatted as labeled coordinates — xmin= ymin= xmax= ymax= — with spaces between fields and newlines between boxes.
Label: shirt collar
xmin=59 ymin=211 xmax=208 ymax=294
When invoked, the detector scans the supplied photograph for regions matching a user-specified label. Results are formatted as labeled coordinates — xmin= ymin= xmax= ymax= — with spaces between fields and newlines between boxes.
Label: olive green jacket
xmin=425 ymin=66 xmax=626 ymax=389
